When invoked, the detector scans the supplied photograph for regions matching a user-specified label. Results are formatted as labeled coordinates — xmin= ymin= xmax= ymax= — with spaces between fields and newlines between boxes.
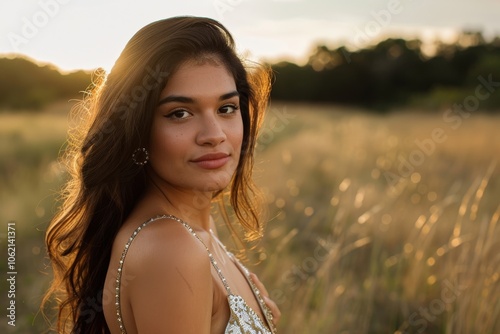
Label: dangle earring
xmin=132 ymin=147 xmax=149 ymax=166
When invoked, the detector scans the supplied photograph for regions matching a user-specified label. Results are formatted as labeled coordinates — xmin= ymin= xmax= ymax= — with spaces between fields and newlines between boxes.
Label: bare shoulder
xmin=119 ymin=216 xmax=211 ymax=284
xmin=111 ymin=216 xmax=214 ymax=333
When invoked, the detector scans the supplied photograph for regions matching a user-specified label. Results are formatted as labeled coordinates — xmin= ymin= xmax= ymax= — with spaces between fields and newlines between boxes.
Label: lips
xmin=190 ymin=152 xmax=230 ymax=169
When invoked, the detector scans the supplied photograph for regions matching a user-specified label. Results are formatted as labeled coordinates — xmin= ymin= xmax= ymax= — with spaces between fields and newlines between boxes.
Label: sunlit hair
xmin=43 ymin=16 xmax=272 ymax=333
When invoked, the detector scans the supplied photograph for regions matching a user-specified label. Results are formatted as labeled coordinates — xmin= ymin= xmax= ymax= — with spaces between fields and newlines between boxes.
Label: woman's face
xmin=148 ymin=58 xmax=243 ymax=193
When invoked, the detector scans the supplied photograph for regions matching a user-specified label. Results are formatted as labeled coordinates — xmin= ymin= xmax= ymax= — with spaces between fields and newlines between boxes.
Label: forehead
xmin=159 ymin=58 xmax=236 ymax=99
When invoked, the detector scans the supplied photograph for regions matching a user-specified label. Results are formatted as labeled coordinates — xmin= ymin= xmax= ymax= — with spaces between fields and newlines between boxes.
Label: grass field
xmin=1 ymin=101 xmax=499 ymax=333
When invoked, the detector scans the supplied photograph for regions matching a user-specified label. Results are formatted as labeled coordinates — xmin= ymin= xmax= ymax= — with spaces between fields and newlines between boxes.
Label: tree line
xmin=1 ymin=31 xmax=500 ymax=111
xmin=270 ymin=31 xmax=500 ymax=111
xmin=0 ymin=56 xmax=90 ymax=110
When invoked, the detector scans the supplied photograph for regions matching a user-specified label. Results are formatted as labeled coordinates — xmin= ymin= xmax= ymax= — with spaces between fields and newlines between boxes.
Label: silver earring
xmin=132 ymin=147 xmax=149 ymax=166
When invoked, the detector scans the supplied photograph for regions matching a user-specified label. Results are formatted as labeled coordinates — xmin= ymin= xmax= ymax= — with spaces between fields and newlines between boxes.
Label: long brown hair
xmin=43 ymin=16 xmax=272 ymax=333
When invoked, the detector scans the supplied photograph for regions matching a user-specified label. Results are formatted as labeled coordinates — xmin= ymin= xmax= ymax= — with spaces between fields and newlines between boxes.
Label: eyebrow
xmin=157 ymin=90 xmax=239 ymax=106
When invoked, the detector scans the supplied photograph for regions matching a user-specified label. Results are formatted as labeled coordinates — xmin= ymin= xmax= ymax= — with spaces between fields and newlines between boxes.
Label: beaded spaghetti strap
xmin=114 ymin=214 xmax=232 ymax=334
xmin=210 ymin=231 xmax=278 ymax=334
xmin=166 ymin=216 xmax=234 ymax=295
xmin=115 ymin=216 xmax=164 ymax=333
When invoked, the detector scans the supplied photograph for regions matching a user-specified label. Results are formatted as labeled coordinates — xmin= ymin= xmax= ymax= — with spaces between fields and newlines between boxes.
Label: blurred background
xmin=1 ymin=0 xmax=499 ymax=333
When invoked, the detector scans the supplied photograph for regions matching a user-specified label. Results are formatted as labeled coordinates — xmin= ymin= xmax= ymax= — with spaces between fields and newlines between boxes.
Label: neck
xmin=146 ymin=180 xmax=214 ymax=231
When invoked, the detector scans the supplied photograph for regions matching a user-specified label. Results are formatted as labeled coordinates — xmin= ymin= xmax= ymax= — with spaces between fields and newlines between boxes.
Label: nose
xmin=196 ymin=113 xmax=227 ymax=146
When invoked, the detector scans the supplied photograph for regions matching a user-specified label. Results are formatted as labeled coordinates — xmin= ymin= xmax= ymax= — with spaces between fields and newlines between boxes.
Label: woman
xmin=44 ymin=16 xmax=280 ymax=333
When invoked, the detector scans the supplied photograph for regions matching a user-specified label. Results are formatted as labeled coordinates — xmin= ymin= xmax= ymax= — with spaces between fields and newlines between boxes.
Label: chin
xmin=199 ymin=175 xmax=232 ymax=192
xmin=200 ymin=168 xmax=235 ymax=190
xmin=203 ymin=181 xmax=230 ymax=192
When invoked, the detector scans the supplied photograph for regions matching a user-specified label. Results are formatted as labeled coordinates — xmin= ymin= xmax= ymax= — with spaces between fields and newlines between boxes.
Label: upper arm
xmin=125 ymin=222 xmax=213 ymax=334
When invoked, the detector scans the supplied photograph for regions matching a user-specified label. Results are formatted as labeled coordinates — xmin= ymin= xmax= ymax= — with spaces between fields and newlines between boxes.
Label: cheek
xmin=149 ymin=124 xmax=183 ymax=163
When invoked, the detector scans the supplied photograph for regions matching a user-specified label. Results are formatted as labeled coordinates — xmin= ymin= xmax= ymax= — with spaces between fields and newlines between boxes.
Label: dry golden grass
xmin=253 ymin=102 xmax=500 ymax=334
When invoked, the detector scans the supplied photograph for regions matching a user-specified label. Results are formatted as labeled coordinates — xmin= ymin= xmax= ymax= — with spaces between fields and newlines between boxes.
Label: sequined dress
xmin=114 ymin=215 xmax=277 ymax=334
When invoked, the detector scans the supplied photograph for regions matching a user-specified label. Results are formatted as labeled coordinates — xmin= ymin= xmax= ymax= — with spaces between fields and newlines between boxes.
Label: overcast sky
xmin=1 ymin=0 xmax=499 ymax=72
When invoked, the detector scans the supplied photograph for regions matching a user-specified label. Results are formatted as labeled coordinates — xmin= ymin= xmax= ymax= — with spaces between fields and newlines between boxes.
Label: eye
xmin=219 ymin=104 xmax=239 ymax=115
xmin=166 ymin=109 xmax=191 ymax=119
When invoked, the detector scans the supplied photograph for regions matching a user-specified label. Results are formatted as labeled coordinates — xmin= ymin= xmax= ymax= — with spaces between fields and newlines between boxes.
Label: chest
xmin=209 ymin=244 xmax=268 ymax=332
